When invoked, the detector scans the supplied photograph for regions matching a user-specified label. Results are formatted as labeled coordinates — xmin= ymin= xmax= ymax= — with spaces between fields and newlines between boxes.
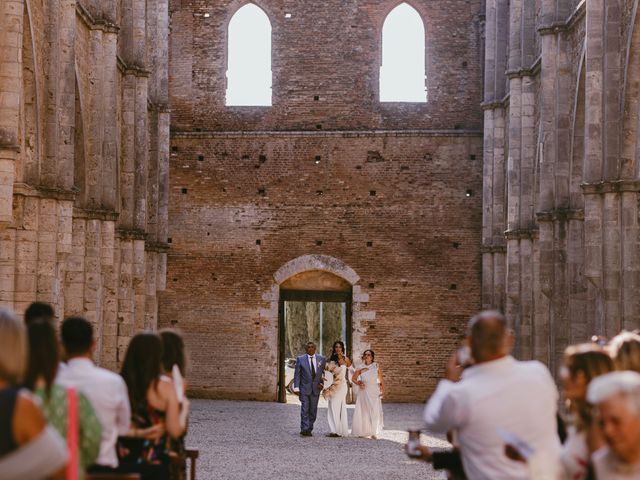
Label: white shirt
xmin=56 ymin=358 xmax=131 ymax=467
xmin=592 ymin=447 xmax=640 ymax=479
xmin=424 ymin=356 xmax=561 ymax=480
xmin=308 ymin=354 xmax=318 ymax=374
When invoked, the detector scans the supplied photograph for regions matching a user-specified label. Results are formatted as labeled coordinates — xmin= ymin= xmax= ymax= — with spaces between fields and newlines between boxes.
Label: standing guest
xmin=24 ymin=301 xmax=55 ymax=325
xmin=351 ymin=349 xmax=384 ymax=439
xmin=56 ymin=316 xmax=133 ymax=474
xmin=421 ymin=310 xmax=561 ymax=479
xmin=323 ymin=341 xmax=351 ymax=437
xmin=293 ymin=341 xmax=326 ymax=437
xmin=558 ymin=344 xmax=614 ymax=479
xmin=24 ymin=319 xmax=102 ymax=479
xmin=119 ymin=332 xmax=189 ymax=480
xmin=608 ymin=331 xmax=640 ymax=372
xmin=160 ymin=329 xmax=191 ymax=479
xmin=587 ymin=371 xmax=640 ymax=478
xmin=0 ymin=308 xmax=67 ymax=480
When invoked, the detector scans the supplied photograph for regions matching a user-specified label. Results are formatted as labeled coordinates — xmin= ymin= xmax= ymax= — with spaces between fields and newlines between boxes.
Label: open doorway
xmin=278 ymin=289 xmax=352 ymax=403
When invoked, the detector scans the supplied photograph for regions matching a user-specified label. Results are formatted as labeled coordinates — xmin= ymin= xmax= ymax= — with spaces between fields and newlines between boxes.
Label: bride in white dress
xmin=322 ymin=341 xmax=351 ymax=437
xmin=350 ymin=349 xmax=385 ymax=438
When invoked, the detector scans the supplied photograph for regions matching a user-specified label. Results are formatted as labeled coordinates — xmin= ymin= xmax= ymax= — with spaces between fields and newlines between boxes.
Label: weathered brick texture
xmin=163 ymin=0 xmax=485 ymax=401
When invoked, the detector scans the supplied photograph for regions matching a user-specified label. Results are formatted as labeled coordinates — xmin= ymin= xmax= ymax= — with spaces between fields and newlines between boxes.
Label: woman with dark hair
xmin=119 ymin=332 xmax=188 ymax=480
xmin=351 ymin=349 xmax=385 ymax=438
xmin=558 ymin=343 xmax=614 ymax=479
xmin=160 ymin=329 xmax=190 ymax=480
xmin=323 ymin=341 xmax=351 ymax=437
xmin=25 ymin=319 xmax=102 ymax=479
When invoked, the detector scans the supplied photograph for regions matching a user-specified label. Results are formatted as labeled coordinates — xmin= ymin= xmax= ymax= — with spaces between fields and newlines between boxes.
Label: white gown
xmin=350 ymin=362 xmax=383 ymax=438
xmin=325 ymin=364 xmax=349 ymax=436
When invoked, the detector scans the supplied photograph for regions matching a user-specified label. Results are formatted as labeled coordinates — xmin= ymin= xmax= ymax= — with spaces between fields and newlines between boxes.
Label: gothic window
xmin=225 ymin=3 xmax=272 ymax=106
xmin=379 ymin=3 xmax=427 ymax=103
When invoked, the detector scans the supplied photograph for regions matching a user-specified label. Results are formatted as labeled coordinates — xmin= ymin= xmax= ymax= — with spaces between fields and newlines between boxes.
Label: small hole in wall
xmin=453 ymin=242 xmax=460 ymax=249
xmin=198 ymin=155 xmax=204 ymax=161
xmin=366 ymin=241 xmax=373 ymax=247
xmin=465 ymin=190 xmax=473 ymax=197
xmin=314 ymin=95 xmax=319 ymax=101
xmin=316 ymin=190 xmax=323 ymax=196
xmin=259 ymin=154 xmax=267 ymax=163
xmin=167 ymin=238 xmax=172 ymax=243
xmin=181 ymin=188 xmax=188 ymax=194
xmin=449 ymin=284 xmax=457 ymax=290
xmin=368 ymin=282 xmax=375 ymax=289
xmin=462 ymin=61 xmax=468 ymax=68
xmin=256 ymin=239 xmax=261 ymax=245
xmin=316 ymin=124 xmax=322 ymax=129
xmin=258 ymin=188 xmax=266 ymax=196
xmin=370 ymin=190 xmax=376 ymax=196
xmin=172 ymin=146 xmax=178 ymax=152
xmin=469 ymin=154 xmax=476 ymax=160
xmin=315 ymin=240 xmax=323 ymax=246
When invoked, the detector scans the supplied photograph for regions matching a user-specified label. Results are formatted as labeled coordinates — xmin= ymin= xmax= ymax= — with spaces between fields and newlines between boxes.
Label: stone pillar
xmin=0 ymin=0 xmax=23 ymax=226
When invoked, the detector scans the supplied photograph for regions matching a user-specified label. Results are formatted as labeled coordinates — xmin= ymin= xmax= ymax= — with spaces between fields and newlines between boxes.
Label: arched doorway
xmin=269 ymin=255 xmax=374 ymax=403
xmin=278 ymin=271 xmax=352 ymax=403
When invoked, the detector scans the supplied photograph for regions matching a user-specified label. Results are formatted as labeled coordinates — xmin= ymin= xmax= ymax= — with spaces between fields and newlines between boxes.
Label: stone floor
xmin=185 ymin=398 xmax=451 ymax=479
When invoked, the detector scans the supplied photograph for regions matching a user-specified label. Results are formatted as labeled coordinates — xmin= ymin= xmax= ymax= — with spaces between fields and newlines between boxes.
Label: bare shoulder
xmin=14 ymin=390 xmax=46 ymax=445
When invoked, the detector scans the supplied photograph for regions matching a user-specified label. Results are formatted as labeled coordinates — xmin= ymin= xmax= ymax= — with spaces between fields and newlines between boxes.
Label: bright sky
xmin=226 ymin=4 xmax=272 ymax=106
xmin=380 ymin=3 xmax=427 ymax=102
xmin=225 ymin=2 xmax=427 ymax=106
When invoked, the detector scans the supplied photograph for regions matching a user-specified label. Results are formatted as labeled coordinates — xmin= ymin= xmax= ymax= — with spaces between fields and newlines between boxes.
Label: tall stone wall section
xmin=483 ymin=0 xmax=640 ymax=374
xmin=0 ymin=0 xmax=170 ymax=368
xmin=163 ymin=0 xmax=485 ymax=401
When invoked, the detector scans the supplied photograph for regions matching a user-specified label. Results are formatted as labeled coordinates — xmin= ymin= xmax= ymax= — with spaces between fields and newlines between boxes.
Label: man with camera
xmin=409 ymin=310 xmax=561 ymax=479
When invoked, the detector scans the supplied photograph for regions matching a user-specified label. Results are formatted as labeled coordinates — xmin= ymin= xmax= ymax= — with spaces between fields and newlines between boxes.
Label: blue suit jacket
xmin=294 ymin=354 xmax=326 ymax=396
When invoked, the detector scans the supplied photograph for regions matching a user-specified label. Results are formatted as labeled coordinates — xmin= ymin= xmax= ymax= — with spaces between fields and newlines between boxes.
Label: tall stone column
xmin=0 ymin=0 xmax=23 ymax=227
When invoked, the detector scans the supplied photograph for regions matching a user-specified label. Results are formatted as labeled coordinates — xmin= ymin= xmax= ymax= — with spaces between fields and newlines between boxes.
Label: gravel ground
xmin=185 ymin=398 xmax=451 ymax=480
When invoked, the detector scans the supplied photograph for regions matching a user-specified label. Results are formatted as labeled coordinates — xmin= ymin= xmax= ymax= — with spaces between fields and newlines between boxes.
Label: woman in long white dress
xmin=351 ymin=349 xmax=384 ymax=439
xmin=323 ymin=341 xmax=351 ymax=437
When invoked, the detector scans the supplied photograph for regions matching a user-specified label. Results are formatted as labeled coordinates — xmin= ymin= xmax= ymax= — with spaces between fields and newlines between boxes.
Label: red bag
xmin=66 ymin=387 xmax=79 ymax=480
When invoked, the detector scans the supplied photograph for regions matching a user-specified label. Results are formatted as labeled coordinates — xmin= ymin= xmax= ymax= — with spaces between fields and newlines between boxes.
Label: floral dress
xmin=36 ymin=384 xmax=102 ymax=479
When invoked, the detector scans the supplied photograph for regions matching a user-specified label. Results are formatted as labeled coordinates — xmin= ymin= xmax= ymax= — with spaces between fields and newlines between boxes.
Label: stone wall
xmin=0 ymin=0 xmax=170 ymax=368
xmin=162 ymin=0 xmax=485 ymax=401
xmin=483 ymin=0 xmax=640 ymax=374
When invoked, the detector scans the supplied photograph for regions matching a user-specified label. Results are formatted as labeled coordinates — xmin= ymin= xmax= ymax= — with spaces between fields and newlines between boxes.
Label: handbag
xmin=66 ymin=387 xmax=79 ymax=480
xmin=346 ymin=383 xmax=355 ymax=405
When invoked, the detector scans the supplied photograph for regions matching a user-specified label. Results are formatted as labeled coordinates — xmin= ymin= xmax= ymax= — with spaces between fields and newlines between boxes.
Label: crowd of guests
xmin=0 ymin=302 xmax=190 ymax=480
xmin=407 ymin=310 xmax=640 ymax=480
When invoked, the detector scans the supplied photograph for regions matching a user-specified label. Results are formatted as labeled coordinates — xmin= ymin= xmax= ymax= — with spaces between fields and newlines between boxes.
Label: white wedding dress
xmin=326 ymin=364 xmax=349 ymax=436
xmin=350 ymin=362 xmax=383 ymax=438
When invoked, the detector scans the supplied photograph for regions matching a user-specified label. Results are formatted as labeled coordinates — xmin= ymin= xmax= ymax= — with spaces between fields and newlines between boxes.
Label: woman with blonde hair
xmin=0 ymin=308 xmax=67 ymax=479
xmin=608 ymin=330 xmax=640 ymax=372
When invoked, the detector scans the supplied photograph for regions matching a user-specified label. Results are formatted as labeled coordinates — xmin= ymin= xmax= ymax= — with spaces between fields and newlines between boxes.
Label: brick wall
xmin=163 ymin=0 xmax=485 ymax=402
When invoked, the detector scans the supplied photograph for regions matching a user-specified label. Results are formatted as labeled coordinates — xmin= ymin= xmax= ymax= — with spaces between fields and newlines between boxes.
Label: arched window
xmin=379 ymin=3 xmax=427 ymax=103
xmin=226 ymin=4 xmax=272 ymax=106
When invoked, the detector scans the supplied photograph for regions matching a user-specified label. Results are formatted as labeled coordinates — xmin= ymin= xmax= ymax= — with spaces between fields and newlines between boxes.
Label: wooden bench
xmin=186 ymin=448 xmax=199 ymax=480
xmin=86 ymin=474 xmax=141 ymax=480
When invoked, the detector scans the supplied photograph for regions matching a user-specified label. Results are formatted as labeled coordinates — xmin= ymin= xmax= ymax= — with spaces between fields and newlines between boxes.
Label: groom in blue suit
xmin=293 ymin=341 xmax=326 ymax=436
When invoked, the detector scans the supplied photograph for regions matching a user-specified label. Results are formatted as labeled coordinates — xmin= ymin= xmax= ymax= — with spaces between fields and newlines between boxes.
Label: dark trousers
xmin=300 ymin=392 xmax=320 ymax=432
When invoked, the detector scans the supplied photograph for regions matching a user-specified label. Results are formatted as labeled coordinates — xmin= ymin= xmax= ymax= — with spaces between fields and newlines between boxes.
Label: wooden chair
xmin=185 ymin=448 xmax=199 ymax=480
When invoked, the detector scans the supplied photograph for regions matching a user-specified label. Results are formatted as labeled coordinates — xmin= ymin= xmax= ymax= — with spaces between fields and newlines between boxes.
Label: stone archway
xmin=262 ymin=255 xmax=375 ymax=402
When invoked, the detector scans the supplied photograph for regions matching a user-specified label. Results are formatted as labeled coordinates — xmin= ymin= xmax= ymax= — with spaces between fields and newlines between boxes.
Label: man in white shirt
xmin=420 ymin=310 xmax=561 ymax=480
xmin=56 ymin=316 xmax=131 ymax=470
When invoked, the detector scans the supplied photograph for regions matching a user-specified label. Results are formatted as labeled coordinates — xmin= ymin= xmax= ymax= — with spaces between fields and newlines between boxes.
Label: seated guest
xmin=608 ymin=331 xmax=640 ymax=373
xmin=0 ymin=308 xmax=67 ymax=480
xmin=160 ymin=329 xmax=191 ymax=479
xmin=24 ymin=301 xmax=55 ymax=325
xmin=119 ymin=332 xmax=189 ymax=480
xmin=421 ymin=310 xmax=561 ymax=479
xmin=558 ymin=344 xmax=614 ymax=479
xmin=24 ymin=318 xmax=102 ymax=478
xmin=587 ymin=371 xmax=640 ymax=478
xmin=57 ymin=316 xmax=132 ymax=473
